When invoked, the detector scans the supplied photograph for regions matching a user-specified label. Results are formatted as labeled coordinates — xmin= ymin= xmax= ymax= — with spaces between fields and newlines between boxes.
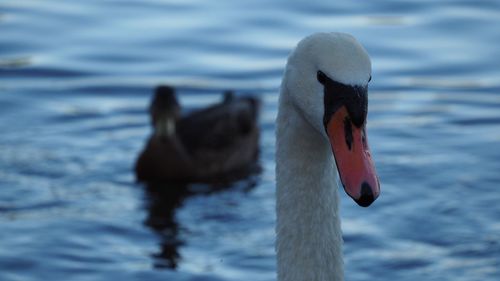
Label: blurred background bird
xmin=135 ymin=85 xmax=260 ymax=184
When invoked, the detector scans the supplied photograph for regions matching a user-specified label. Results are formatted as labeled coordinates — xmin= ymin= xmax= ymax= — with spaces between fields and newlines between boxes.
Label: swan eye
xmin=368 ymin=75 xmax=372 ymax=82
xmin=317 ymin=70 xmax=327 ymax=84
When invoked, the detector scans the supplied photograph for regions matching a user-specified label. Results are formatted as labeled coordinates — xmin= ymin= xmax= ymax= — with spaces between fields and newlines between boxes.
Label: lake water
xmin=1 ymin=0 xmax=500 ymax=280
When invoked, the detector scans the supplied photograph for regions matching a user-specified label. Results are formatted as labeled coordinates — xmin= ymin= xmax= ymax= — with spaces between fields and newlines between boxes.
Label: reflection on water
xmin=0 ymin=56 xmax=31 ymax=68
xmin=143 ymin=179 xmax=258 ymax=270
xmin=144 ymin=183 xmax=188 ymax=269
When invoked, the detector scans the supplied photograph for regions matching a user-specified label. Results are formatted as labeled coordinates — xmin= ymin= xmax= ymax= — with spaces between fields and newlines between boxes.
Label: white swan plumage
xmin=276 ymin=32 xmax=381 ymax=281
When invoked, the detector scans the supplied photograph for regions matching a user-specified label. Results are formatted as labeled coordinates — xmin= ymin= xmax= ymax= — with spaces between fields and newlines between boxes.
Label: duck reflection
xmin=143 ymin=178 xmax=258 ymax=269
xmin=143 ymin=183 xmax=188 ymax=269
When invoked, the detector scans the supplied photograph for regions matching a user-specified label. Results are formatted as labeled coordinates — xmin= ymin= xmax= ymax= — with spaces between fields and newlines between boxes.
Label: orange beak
xmin=326 ymin=106 xmax=380 ymax=207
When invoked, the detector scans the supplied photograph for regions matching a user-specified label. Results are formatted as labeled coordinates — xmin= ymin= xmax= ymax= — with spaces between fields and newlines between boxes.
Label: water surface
xmin=1 ymin=1 xmax=500 ymax=280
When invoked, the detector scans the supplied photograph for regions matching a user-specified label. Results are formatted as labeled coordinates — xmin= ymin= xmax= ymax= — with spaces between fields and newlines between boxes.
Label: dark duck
xmin=135 ymin=85 xmax=260 ymax=184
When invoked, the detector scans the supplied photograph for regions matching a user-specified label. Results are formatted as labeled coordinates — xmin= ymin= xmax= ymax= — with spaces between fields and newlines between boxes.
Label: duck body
xmin=135 ymin=87 xmax=260 ymax=184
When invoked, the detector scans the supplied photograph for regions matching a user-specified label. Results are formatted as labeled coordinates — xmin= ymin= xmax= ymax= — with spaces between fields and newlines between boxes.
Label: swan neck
xmin=276 ymin=91 xmax=344 ymax=281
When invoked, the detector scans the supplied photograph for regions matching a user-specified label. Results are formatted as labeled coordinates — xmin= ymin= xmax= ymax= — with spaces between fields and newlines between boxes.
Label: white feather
xmin=275 ymin=32 xmax=372 ymax=281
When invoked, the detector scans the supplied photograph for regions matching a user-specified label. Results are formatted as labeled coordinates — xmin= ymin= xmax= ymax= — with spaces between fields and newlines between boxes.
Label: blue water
xmin=1 ymin=1 xmax=500 ymax=280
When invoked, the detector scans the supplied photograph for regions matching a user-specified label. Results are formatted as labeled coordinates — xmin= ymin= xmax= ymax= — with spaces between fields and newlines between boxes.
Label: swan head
xmin=284 ymin=32 xmax=380 ymax=207
xmin=150 ymin=85 xmax=180 ymax=138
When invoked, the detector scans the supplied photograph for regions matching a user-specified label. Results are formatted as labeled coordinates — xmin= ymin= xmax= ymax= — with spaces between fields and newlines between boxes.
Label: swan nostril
xmin=355 ymin=182 xmax=375 ymax=207
xmin=344 ymin=117 xmax=353 ymax=150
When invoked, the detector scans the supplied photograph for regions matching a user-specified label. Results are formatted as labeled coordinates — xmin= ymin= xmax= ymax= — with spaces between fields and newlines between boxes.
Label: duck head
xmin=150 ymin=85 xmax=181 ymax=139
xmin=283 ymin=32 xmax=380 ymax=207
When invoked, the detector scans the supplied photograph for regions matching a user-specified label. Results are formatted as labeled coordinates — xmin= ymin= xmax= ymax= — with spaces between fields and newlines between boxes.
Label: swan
xmin=276 ymin=32 xmax=381 ymax=281
xmin=135 ymin=85 xmax=260 ymax=183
